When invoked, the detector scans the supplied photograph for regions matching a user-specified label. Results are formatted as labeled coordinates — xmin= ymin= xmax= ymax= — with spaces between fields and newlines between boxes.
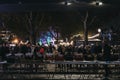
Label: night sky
xmin=0 ymin=0 xmax=120 ymax=38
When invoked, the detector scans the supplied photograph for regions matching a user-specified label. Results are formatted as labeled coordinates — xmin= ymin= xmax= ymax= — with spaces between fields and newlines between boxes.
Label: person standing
xmin=103 ymin=41 xmax=112 ymax=80
xmin=103 ymin=42 xmax=112 ymax=61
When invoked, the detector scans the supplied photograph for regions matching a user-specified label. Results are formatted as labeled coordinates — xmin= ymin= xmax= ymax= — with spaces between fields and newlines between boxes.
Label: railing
xmin=0 ymin=60 xmax=120 ymax=80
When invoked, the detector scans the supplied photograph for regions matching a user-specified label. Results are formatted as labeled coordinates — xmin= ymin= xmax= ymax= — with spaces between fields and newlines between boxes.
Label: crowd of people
xmin=0 ymin=41 xmax=119 ymax=62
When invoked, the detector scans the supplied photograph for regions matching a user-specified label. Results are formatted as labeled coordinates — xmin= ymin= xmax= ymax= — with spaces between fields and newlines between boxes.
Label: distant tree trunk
xmin=26 ymin=12 xmax=44 ymax=45
xmin=83 ymin=12 xmax=88 ymax=46
xmin=32 ymin=34 xmax=36 ymax=45
xmin=80 ymin=12 xmax=96 ymax=46
xmin=31 ymin=27 xmax=36 ymax=45
xmin=84 ymin=21 xmax=88 ymax=46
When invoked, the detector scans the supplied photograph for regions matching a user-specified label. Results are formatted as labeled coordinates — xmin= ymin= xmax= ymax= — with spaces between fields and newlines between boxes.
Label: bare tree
xmin=25 ymin=12 xmax=44 ymax=45
xmin=80 ymin=11 xmax=96 ymax=46
xmin=0 ymin=14 xmax=11 ymax=30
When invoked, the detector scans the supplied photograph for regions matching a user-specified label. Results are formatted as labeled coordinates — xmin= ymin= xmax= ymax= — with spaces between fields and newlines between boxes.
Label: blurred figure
xmin=13 ymin=44 xmax=20 ymax=53
xmin=0 ymin=43 xmax=9 ymax=71
xmin=0 ymin=43 xmax=10 ymax=61
xmin=94 ymin=42 xmax=102 ymax=60
xmin=103 ymin=42 xmax=112 ymax=61
xmin=33 ymin=43 xmax=40 ymax=60
xmin=94 ymin=42 xmax=102 ymax=54
xmin=20 ymin=44 xmax=28 ymax=57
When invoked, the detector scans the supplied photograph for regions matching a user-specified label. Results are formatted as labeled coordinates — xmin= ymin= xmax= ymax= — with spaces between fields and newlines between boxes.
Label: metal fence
xmin=0 ymin=60 xmax=120 ymax=80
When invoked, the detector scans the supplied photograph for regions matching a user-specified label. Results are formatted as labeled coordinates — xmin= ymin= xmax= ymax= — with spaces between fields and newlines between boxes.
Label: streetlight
xmin=96 ymin=1 xmax=103 ymax=6
xmin=98 ymin=28 xmax=102 ymax=41
xmin=90 ymin=0 xmax=103 ymax=6
xmin=60 ymin=0 xmax=72 ymax=6
xmin=65 ymin=2 xmax=72 ymax=6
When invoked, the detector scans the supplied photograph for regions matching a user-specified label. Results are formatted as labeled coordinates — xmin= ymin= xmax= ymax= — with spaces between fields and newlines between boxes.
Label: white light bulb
xmin=99 ymin=2 xmax=103 ymax=6
xmin=98 ymin=28 xmax=101 ymax=33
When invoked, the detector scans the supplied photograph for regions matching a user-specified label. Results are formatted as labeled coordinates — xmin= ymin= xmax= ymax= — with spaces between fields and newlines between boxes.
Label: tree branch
xmin=84 ymin=11 xmax=89 ymax=23
xmin=37 ymin=14 xmax=44 ymax=30
xmin=25 ymin=13 xmax=32 ymax=34
xmin=88 ymin=16 xmax=96 ymax=26
xmin=34 ymin=13 xmax=44 ymax=33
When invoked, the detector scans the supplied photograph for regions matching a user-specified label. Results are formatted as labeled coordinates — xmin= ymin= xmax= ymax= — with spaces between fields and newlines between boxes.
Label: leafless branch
xmin=25 ymin=12 xmax=32 ymax=34
xmin=84 ymin=11 xmax=89 ymax=23
xmin=38 ymin=14 xmax=44 ymax=28
xmin=89 ymin=16 xmax=96 ymax=26
xmin=34 ymin=13 xmax=44 ymax=32
xmin=77 ymin=12 xmax=85 ymax=23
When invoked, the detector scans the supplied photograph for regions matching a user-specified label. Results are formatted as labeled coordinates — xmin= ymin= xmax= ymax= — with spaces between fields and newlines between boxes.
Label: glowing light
xmin=66 ymin=2 xmax=72 ymax=6
xmin=98 ymin=28 xmax=101 ymax=33
xmin=47 ymin=37 xmax=51 ymax=44
xmin=59 ymin=42 xmax=70 ymax=46
xmin=25 ymin=40 xmax=29 ymax=44
xmin=99 ymin=2 xmax=103 ymax=6
xmin=20 ymin=41 xmax=24 ymax=44
xmin=44 ymin=44 xmax=48 ymax=47
xmin=70 ymin=41 xmax=74 ymax=45
xmin=39 ymin=39 xmax=42 ymax=45
xmin=88 ymin=33 xmax=100 ymax=39
xmin=90 ymin=1 xmax=103 ymax=6
xmin=51 ymin=38 xmax=56 ymax=45
xmin=60 ymin=1 xmax=72 ymax=6
xmin=71 ymin=33 xmax=83 ymax=40
xmin=38 ymin=27 xmax=61 ymax=45
xmin=66 ymin=42 xmax=70 ymax=46
xmin=12 ymin=38 xmax=19 ymax=44
xmin=59 ymin=40 xmax=63 ymax=43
